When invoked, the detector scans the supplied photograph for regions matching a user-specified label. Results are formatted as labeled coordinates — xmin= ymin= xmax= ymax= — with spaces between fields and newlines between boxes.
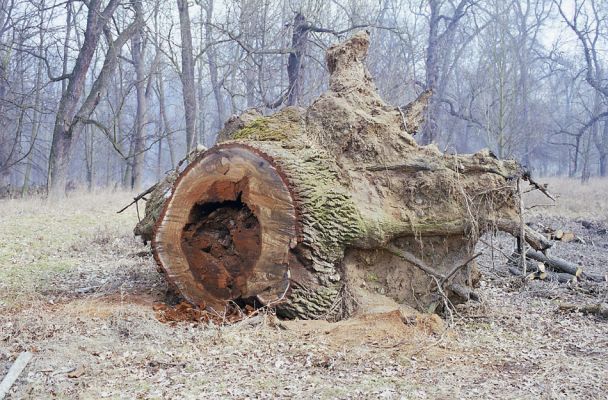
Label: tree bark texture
xmin=137 ymin=32 xmax=545 ymax=320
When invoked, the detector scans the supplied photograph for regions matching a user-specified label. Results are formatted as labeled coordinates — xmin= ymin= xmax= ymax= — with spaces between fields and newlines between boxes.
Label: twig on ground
xmin=558 ymin=303 xmax=608 ymax=318
xmin=526 ymin=204 xmax=556 ymax=210
xmin=0 ymin=352 xmax=33 ymax=400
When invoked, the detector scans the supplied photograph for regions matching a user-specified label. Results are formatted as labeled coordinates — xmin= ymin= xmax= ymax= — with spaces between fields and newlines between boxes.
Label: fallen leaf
xmin=67 ymin=366 xmax=86 ymax=378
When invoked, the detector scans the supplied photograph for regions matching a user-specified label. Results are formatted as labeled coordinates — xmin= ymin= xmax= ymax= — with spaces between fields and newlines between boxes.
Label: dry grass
xmin=0 ymin=186 xmax=607 ymax=399
xmin=0 ymin=190 xmax=160 ymax=310
xmin=525 ymin=177 xmax=608 ymax=222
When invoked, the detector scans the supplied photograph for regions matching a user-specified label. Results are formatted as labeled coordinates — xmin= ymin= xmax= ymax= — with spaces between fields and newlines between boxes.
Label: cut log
xmin=525 ymin=250 xmax=582 ymax=277
xmin=496 ymin=219 xmax=553 ymax=251
xmin=153 ymin=145 xmax=297 ymax=308
xmin=560 ymin=232 xmax=576 ymax=242
xmin=545 ymin=271 xmax=577 ymax=284
xmin=508 ymin=252 xmax=544 ymax=274
xmin=580 ymin=272 xmax=608 ymax=282
xmin=447 ymin=283 xmax=480 ymax=302
xmin=138 ymin=32 xmax=544 ymax=320
xmin=509 ymin=266 xmax=545 ymax=281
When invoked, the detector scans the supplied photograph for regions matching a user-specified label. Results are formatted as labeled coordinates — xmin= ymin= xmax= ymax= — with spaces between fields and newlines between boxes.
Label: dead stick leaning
xmin=116 ymin=145 xmax=205 ymax=215
xmin=440 ymin=252 xmax=483 ymax=286
xmin=0 ymin=352 xmax=33 ymax=400
xmin=116 ymin=182 xmax=157 ymax=214
xmin=522 ymin=171 xmax=556 ymax=202
xmin=517 ymin=179 xmax=527 ymax=276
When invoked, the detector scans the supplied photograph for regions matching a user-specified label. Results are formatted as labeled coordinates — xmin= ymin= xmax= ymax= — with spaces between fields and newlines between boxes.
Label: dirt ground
xmin=1 ymin=179 xmax=607 ymax=399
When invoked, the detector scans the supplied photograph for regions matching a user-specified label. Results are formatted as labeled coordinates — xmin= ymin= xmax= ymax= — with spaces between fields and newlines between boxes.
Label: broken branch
xmin=117 ymin=182 xmax=158 ymax=214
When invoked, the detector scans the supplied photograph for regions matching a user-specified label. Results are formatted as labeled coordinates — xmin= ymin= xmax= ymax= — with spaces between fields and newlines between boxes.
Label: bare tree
xmin=555 ymin=0 xmax=608 ymax=178
xmin=0 ymin=0 xmax=605 ymax=195
xmin=421 ymin=0 xmax=474 ymax=144
xmin=48 ymin=0 xmax=139 ymax=196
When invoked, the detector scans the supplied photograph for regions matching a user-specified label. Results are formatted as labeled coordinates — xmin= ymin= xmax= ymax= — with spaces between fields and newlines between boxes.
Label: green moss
xmin=233 ymin=118 xmax=287 ymax=141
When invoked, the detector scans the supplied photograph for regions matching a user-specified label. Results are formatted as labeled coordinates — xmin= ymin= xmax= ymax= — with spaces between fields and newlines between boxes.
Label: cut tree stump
xmin=136 ymin=32 xmax=551 ymax=320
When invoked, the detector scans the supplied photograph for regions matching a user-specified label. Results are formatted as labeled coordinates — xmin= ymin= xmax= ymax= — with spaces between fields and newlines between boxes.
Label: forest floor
xmin=0 ymin=178 xmax=607 ymax=399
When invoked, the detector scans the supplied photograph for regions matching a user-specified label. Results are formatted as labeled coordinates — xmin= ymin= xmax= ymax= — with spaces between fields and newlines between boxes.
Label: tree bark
xmin=177 ymin=0 xmax=197 ymax=153
xmin=286 ymin=12 xmax=309 ymax=106
xmin=131 ymin=0 xmax=146 ymax=191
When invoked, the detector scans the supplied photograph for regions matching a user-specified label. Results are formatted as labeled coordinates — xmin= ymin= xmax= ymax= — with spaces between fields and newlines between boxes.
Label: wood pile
xmin=508 ymin=249 xmax=607 ymax=284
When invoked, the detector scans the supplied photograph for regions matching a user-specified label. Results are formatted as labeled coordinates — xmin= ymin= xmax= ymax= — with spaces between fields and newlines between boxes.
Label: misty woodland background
xmin=0 ymin=0 xmax=607 ymax=195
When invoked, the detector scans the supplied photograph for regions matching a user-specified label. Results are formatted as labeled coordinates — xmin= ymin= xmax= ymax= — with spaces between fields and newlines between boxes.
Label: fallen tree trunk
xmin=136 ymin=32 xmax=550 ymax=320
xmin=558 ymin=303 xmax=608 ymax=318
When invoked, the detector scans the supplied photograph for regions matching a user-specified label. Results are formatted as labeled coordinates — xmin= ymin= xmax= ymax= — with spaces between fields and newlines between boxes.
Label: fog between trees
xmin=0 ymin=0 xmax=606 ymax=194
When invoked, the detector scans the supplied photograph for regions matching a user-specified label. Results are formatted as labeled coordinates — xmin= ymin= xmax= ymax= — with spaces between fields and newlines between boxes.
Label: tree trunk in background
xmin=22 ymin=18 xmax=45 ymax=196
xmin=84 ymin=124 xmax=94 ymax=191
xmin=157 ymin=74 xmax=175 ymax=168
xmin=421 ymin=0 xmax=469 ymax=145
xmin=421 ymin=0 xmax=441 ymax=145
xmin=152 ymin=3 xmax=175 ymax=169
xmin=0 ymin=43 xmax=9 ymax=187
xmin=598 ymin=120 xmax=608 ymax=177
xmin=61 ymin=1 xmax=73 ymax=95
xmin=286 ymin=12 xmax=308 ymax=106
xmin=195 ymin=0 xmax=208 ymax=145
xmin=131 ymin=0 xmax=146 ymax=191
xmin=204 ymin=0 xmax=225 ymax=135
xmin=0 ymin=0 xmax=12 ymax=187
xmin=177 ymin=0 xmax=197 ymax=153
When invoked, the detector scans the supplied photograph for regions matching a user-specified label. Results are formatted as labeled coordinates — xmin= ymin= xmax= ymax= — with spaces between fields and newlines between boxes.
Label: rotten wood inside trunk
xmin=153 ymin=145 xmax=297 ymax=311
xmin=181 ymin=198 xmax=261 ymax=301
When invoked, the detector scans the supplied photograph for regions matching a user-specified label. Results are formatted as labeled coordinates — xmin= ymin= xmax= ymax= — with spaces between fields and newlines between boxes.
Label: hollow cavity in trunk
xmin=181 ymin=196 xmax=261 ymax=302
